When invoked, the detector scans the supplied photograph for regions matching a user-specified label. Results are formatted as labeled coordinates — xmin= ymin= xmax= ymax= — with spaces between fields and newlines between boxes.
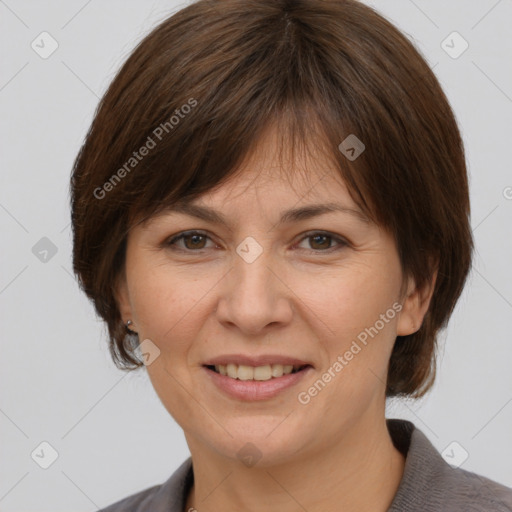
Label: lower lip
xmin=203 ymin=366 xmax=313 ymax=401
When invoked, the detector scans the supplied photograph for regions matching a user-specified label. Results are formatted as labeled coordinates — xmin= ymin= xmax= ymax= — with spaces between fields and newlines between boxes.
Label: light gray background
xmin=1 ymin=0 xmax=511 ymax=510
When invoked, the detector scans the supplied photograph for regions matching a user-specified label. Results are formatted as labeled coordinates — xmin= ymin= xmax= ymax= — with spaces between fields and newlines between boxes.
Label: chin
xmin=201 ymin=417 xmax=313 ymax=468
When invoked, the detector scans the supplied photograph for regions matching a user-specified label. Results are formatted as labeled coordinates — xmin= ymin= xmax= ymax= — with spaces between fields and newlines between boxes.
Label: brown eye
xmin=166 ymin=231 xmax=214 ymax=251
xmin=296 ymin=232 xmax=348 ymax=253
xmin=165 ymin=230 xmax=347 ymax=254
xmin=309 ymin=234 xmax=332 ymax=250
xmin=183 ymin=233 xmax=207 ymax=249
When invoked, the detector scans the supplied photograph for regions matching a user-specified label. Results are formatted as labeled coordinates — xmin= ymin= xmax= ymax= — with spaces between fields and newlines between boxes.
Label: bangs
xmin=126 ymin=101 xmax=377 ymax=232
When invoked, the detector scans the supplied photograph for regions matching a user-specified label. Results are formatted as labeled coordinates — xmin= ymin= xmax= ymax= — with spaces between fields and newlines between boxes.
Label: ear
xmin=397 ymin=266 xmax=438 ymax=336
xmin=114 ymin=271 xmax=134 ymax=327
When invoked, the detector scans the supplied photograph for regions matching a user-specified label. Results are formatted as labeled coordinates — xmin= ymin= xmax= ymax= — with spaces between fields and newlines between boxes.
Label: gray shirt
xmin=99 ymin=419 xmax=512 ymax=511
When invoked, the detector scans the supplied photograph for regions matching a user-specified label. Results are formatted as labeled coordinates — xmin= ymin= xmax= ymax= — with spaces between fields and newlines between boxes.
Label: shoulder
xmin=97 ymin=457 xmax=193 ymax=512
xmin=440 ymin=465 xmax=512 ymax=512
xmin=387 ymin=419 xmax=512 ymax=512
xmin=98 ymin=483 xmax=162 ymax=512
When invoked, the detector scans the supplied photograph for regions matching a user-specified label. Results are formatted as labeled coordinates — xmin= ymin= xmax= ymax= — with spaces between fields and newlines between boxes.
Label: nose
xmin=214 ymin=248 xmax=294 ymax=336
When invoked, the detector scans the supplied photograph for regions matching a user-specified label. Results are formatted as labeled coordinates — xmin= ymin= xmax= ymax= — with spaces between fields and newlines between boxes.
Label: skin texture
xmin=116 ymin=128 xmax=437 ymax=512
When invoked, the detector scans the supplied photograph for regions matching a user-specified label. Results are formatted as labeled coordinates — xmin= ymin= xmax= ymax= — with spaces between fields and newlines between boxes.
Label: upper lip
xmin=203 ymin=354 xmax=313 ymax=368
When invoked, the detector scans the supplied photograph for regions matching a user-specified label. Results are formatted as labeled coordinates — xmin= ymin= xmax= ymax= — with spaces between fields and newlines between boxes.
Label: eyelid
xmin=165 ymin=230 xmax=218 ymax=250
xmin=293 ymin=230 xmax=349 ymax=252
xmin=165 ymin=229 xmax=349 ymax=253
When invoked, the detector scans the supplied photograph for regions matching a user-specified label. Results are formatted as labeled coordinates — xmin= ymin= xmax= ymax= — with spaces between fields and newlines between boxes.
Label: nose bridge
xmin=215 ymin=238 xmax=292 ymax=333
xmin=235 ymin=245 xmax=273 ymax=300
xmin=234 ymin=240 xmax=277 ymax=308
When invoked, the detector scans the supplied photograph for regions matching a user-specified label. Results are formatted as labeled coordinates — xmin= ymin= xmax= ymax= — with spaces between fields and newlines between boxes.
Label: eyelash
xmin=165 ymin=230 xmax=348 ymax=254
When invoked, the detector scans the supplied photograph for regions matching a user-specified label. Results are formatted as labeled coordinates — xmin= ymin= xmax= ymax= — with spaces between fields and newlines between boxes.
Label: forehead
xmin=201 ymin=126 xmax=353 ymax=207
xmin=202 ymin=167 xmax=352 ymax=217
xmin=156 ymin=143 xmax=372 ymax=230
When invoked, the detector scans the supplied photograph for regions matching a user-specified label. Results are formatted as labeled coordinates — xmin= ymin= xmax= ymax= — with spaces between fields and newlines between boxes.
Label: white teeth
xmin=214 ymin=363 xmax=303 ymax=381
xmin=254 ymin=365 xmax=272 ymax=380
xmin=226 ymin=363 xmax=237 ymax=379
xmin=237 ymin=365 xmax=254 ymax=381
xmin=271 ymin=365 xmax=284 ymax=378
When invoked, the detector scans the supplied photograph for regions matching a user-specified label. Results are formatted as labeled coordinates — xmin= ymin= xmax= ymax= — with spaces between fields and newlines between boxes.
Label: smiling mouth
xmin=204 ymin=363 xmax=310 ymax=381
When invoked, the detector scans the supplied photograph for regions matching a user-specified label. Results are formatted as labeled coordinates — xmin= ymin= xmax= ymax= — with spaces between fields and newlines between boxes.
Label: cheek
xmin=293 ymin=260 xmax=401 ymax=345
xmin=128 ymin=263 xmax=205 ymax=345
xmin=295 ymin=270 xmax=401 ymax=416
xmin=290 ymin=262 xmax=402 ymax=402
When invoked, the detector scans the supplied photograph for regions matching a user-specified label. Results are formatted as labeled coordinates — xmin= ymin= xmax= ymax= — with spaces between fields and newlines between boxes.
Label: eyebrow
xmin=162 ymin=201 xmax=371 ymax=227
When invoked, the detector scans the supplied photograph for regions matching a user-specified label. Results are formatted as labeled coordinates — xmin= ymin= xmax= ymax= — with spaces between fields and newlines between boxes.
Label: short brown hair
xmin=70 ymin=0 xmax=473 ymax=398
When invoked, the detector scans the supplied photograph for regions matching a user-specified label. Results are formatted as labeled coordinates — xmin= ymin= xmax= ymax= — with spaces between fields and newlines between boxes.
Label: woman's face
xmin=117 ymin=130 xmax=431 ymax=466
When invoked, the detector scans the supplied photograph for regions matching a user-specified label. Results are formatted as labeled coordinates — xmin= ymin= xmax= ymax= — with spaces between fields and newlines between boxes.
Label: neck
xmin=184 ymin=414 xmax=405 ymax=512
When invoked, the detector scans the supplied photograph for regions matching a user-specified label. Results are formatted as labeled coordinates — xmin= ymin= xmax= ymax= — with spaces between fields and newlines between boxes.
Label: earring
xmin=125 ymin=320 xmax=136 ymax=333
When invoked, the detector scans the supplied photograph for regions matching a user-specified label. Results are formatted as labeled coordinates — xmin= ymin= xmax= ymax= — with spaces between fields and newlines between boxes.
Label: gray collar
xmin=145 ymin=419 xmax=512 ymax=512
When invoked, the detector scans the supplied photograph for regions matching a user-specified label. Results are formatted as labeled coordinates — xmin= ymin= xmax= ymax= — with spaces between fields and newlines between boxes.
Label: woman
xmin=70 ymin=0 xmax=512 ymax=510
